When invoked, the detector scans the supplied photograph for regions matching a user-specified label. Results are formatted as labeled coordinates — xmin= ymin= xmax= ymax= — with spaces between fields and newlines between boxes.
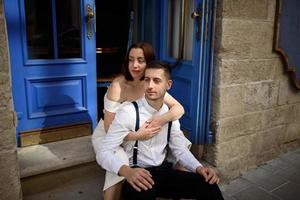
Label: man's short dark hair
xmin=146 ymin=60 xmax=172 ymax=80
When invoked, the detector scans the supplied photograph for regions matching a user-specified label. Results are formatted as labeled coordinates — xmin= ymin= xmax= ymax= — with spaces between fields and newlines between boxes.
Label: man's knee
xmin=190 ymin=174 xmax=223 ymax=199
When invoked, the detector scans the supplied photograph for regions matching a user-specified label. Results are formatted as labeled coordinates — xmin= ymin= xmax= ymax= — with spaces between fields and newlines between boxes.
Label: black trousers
xmin=122 ymin=165 xmax=224 ymax=200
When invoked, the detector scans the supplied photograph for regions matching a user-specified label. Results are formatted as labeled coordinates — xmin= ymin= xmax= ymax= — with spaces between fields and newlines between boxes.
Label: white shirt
xmin=98 ymin=97 xmax=202 ymax=175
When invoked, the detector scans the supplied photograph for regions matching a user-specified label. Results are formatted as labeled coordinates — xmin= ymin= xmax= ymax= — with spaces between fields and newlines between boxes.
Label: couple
xmin=92 ymin=42 xmax=224 ymax=200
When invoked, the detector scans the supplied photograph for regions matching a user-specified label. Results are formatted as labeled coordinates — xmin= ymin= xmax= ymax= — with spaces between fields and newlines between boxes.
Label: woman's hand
xmin=136 ymin=121 xmax=161 ymax=140
xmin=147 ymin=115 xmax=167 ymax=129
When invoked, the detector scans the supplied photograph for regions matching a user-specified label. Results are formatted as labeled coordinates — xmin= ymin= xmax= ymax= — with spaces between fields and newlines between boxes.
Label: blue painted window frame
xmin=19 ymin=0 xmax=87 ymax=66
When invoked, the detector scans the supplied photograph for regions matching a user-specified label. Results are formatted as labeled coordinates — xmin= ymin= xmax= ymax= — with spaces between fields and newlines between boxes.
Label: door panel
xmin=160 ymin=0 xmax=214 ymax=144
xmin=25 ymin=76 xmax=87 ymax=118
xmin=4 ymin=0 xmax=97 ymax=145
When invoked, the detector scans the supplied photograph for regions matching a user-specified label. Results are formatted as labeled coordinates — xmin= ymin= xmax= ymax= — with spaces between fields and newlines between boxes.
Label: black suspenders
xmin=131 ymin=101 xmax=172 ymax=167
xmin=132 ymin=101 xmax=139 ymax=167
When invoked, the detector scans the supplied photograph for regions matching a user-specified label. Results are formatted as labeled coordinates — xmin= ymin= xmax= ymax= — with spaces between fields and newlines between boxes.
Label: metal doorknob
xmin=191 ymin=12 xmax=200 ymax=19
xmin=86 ymin=5 xmax=94 ymax=20
xmin=86 ymin=4 xmax=94 ymax=39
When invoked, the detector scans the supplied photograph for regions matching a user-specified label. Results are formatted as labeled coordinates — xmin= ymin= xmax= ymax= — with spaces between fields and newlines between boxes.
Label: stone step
xmin=21 ymin=162 xmax=105 ymax=200
xmin=18 ymin=136 xmax=96 ymax=178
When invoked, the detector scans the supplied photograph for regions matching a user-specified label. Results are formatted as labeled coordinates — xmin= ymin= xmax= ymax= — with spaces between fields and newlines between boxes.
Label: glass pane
xmin=167 ymin=0 xmax=180 ymax=58
xmin=56 ymin=0 xmax=82 ymax=58
xmin=183 ymin=1 xmax=194 ymax=60
xmin=25 ymin=0 xmax=54 ymax=59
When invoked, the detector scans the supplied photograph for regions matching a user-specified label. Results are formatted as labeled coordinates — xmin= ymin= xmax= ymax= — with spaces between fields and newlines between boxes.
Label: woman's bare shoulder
xmin=106 ymin=75 xmax=126 ymax=102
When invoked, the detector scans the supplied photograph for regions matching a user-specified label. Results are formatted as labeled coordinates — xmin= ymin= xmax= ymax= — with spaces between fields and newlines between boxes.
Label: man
xmin=98 ymin=61 xmax=224 ymax=199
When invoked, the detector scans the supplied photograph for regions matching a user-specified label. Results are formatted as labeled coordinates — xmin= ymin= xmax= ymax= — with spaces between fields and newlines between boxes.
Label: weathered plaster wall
xmin=0 ymin=0 xmax=22 ymax=199
xmin=206 ymin=0 xmax=300 ymax=181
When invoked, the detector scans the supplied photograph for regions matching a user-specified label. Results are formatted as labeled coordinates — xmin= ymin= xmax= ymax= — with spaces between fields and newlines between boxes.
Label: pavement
xmin=221 ymin=147 xmax=300 ymax=200
xmin=20 ymin=143 xmax=300 ymax=200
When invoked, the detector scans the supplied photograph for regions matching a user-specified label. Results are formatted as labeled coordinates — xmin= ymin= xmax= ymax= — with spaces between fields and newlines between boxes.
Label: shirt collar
xmin=141 ymin=96 xmax=165 ymax=114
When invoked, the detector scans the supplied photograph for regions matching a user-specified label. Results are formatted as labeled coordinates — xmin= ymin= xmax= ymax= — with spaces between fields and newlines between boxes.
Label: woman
xmin=92 ymin=42 xmax=189 ymax=200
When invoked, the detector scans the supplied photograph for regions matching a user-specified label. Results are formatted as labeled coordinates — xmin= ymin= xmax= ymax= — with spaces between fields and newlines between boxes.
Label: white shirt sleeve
xmin=97 ymin=103 xmax=135 ymax=174
xmin=169 ymin=120 xmax=202 ymax=172
xmin=104 ymin=93 xmax=122 ymax=113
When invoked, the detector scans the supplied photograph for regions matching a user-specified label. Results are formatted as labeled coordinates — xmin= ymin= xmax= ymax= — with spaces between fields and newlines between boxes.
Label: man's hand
xmin=196 ymin=166 xmax=220 ymax=184
xmin=119 ymin=165 xmax=154 ymax=192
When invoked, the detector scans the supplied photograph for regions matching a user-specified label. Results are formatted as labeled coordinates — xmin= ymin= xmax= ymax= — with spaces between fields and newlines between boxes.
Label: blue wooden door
xmin=159 ymin=0 xmax=215 ymax=144
xmin=4 ymin=0 xmax=97 ymax=144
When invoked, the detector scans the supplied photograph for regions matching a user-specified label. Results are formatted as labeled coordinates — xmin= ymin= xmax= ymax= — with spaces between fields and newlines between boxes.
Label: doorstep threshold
xmin=18 ymin=136 xmax=96 ymax=178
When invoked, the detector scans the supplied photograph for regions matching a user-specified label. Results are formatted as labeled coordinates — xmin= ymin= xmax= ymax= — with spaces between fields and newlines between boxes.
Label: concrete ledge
xmin=18 ymin=136 xmax=96 ymax=178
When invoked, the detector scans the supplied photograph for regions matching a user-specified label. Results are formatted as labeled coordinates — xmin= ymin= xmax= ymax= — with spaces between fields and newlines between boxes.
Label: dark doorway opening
xmin=95 ymin=0 xmax=133 ymax=121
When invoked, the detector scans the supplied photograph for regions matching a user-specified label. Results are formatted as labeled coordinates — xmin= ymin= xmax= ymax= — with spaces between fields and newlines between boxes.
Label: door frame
xmin=3 ymin=0 xmax=97 ymax=146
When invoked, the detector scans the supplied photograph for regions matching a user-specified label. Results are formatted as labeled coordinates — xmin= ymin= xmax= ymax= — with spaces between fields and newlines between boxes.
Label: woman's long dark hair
xmin=122 ymin=42 xmax=156 ymax=81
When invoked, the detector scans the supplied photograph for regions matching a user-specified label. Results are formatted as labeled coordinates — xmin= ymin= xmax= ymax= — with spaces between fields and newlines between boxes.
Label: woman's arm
xmin=149 ymin=92 xmax=184 ymax=128
xmin=103 ymin=77 xmax=123 ymax=132
xmin=126 ymin=93 xmax=184 ymax=141
xmin=104 ymin=111 xmax=116 ymax=132
xmin=125 ymin=121 xmax=160 ymax=141
xmin=163 ymin=92 xmax=185 ymax=121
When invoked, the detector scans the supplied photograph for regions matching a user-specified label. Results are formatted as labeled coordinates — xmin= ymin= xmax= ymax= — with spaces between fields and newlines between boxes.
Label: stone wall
xmin=206 ymin=0 xmax=300 ymax=181
xmin=0 ymin=0 xmax=22 ymax=199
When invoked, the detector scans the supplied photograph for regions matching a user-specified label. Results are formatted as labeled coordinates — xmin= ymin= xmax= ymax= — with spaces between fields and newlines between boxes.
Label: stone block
xmin=216 ymin=116 xmax=245 ymax=142
xmin=287 ymin=89 xmax=300 ymax=104
xmin=262 ymin=105 xmax=297 ymax=129
xmin=285 ymin=123 xmax=300 ymax=143
xmin=0 ymin=96 xmax=8 ymax=108
xmin=0 ymin=16 xmax=9 ymax=71
xmin=244 ymin=81 xmax=279 ymax=112
xmin=256 ymin=125 xmax=286 ymax=153
xmin=0 ymin=128 xmax=17 ymax=150
xmin=273 ymin=57 xmax=286 ymax=81
xmin=0 ymin=0 xmax=3 ymax=16
xmin=295 ymin=104 xmax=300 ymax=119
xmin=267 ymin=0 xmax=277 ymax=21
xmin=219 ymin=19 xmax=276 ymax=59
xmin=212 ymin=58 xmax=221 ymax=87
xmin=203 ymin=144 xmax=217 ymax=165
xmin=0 ymin=72 xmax=9 ymax=86
xmin=211 ymin=86 xmax=221 ymax=119
xmin=217 ymin=156 xmax=255 ymax=181
xmin=281 ymin=140 xmax=300 ymax=152
xmin=278 ymin=79 xmax=290 ymax=105
xmin=277 ymin=77 xmax=300 ymax=105
xmin=0 ymin=149 xmax=22 ymax=200
xmin=219 ymin=59 xmax=276 ymax=85
xmin=219 ymin=85 xmax=244 ymax=118
xmin=218 ymin=159 xmax=243 ymax=181
xmin=217 ymin=134 xmax=256 ymax=161
xmin=222 ymin=0 xmax=269 ymax=20
xmin=243 ymin=111 xmax=263 ymax=133
xmin=216 ymin=112 xmax=263 ymax=142
xmin=0 ymin=110 xmax=14 ymax=129
xmin=0 ymin=45 xmax=9 ymax=73
xmin=255 ymin=148 xmax=281 ymax=165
